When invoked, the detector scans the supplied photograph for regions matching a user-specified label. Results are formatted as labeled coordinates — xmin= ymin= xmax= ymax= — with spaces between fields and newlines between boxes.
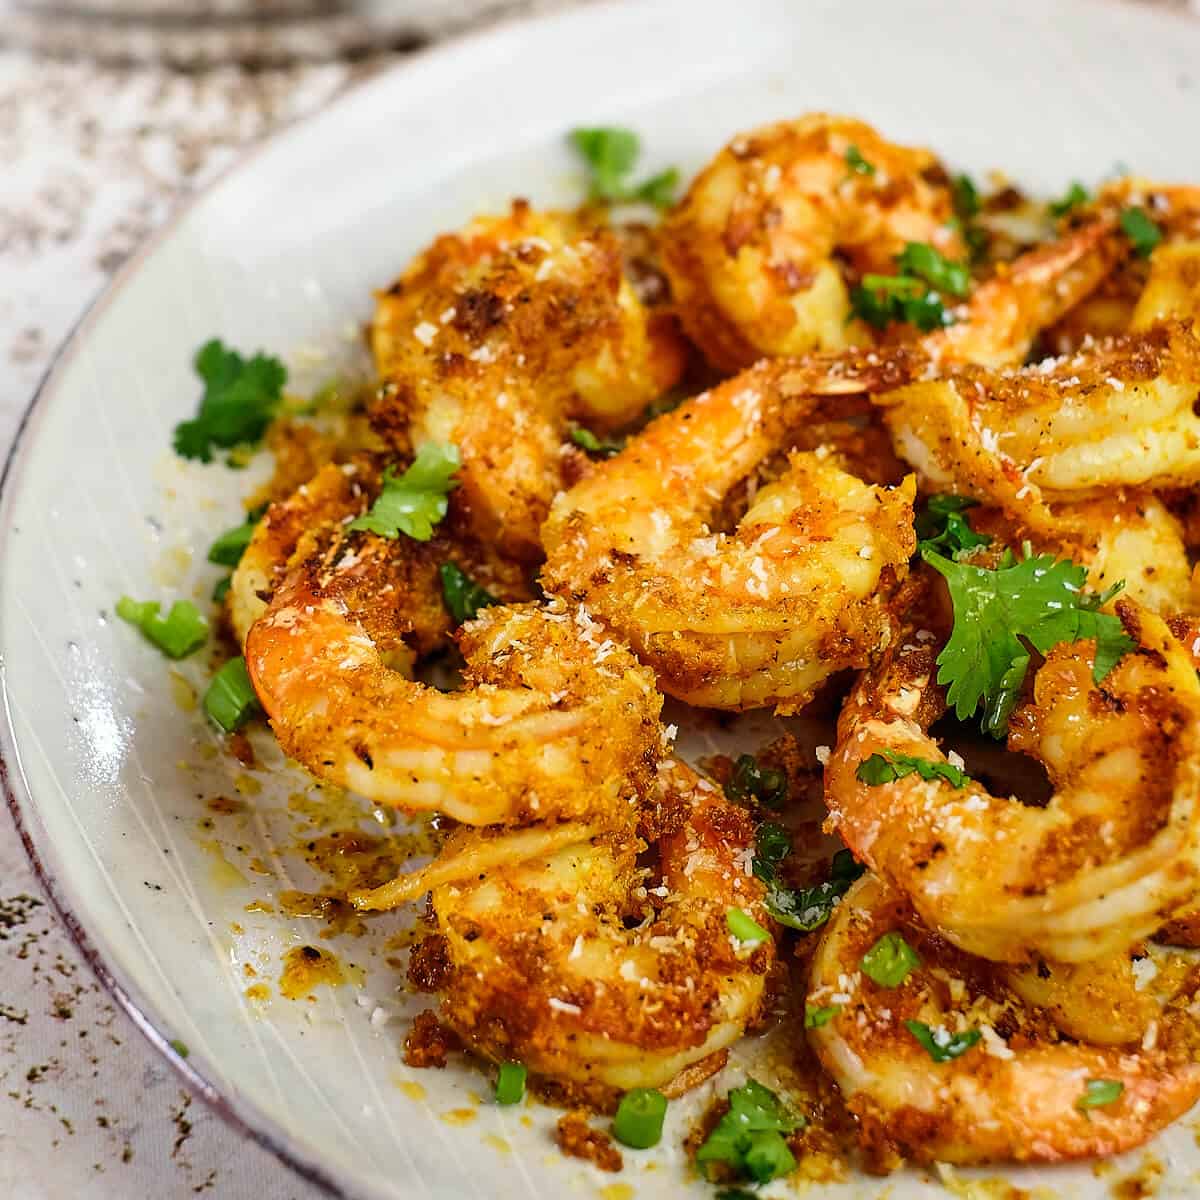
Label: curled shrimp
xmin=245 ymin=578 xmax=664 ymax=825
xmin=806 ymin=874 xmax=1200 ymax=1167
xmin=541 ymin=358 xmax=918 ymax=712
xmin=824 ymin=600 xmax=1200 ymax=963
xmin=229 ymin=455 xmax=530 ymax=651
xmin=660 ymin=114 xmax=963 ymax=371
xmin=370 ymin=202 xmax=685 ymax=561
xmin=426 ymin=761 xmax=773 ymax=1097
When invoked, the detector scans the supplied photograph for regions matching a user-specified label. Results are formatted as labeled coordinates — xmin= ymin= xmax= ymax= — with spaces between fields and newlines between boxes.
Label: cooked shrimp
xmin=370 ymin=202 xmax=686 ymax=560
xmin=541 ymin=358 xmax=917 ymax=712
xmin=229 ymin=455 xmax=529 ymax=651
xmin=660 ymin=114 xmax=963 ymax=371
xmin=807 ymin=874 xmax=1200 ymax=1167
xmin=429 ymin=761 xmax=772 ymax=1097
xmin=825 ymin=601 xmax=1200 ymax=963
xmin=1130 ymin=240 xmax=1200 ymax=328
xmin=245 ymin=588 xmax=663 ymax=826
xmin=880 ymin=320 xmax=1200 ymax=525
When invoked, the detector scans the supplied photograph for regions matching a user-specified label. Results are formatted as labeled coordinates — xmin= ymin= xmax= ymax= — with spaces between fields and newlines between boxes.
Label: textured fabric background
xmin=0 ymin=2 xmax=1187 ymax=1196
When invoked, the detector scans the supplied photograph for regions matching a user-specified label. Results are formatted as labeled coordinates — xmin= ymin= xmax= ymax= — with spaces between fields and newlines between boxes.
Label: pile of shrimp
xmin=232 ymin=113 xmax=1200 ymax=1177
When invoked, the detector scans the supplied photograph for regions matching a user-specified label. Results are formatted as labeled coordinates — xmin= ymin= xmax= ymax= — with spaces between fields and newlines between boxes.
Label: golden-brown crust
xmin=554 ymin=1112 xmax=623 ymax=1173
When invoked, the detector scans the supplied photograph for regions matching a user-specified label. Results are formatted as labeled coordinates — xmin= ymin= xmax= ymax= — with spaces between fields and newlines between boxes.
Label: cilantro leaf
xmin=1049 ymin=181 xmax=1090 ymax=219
xmin=952 ymin=173 xmax=980 ymax=220
xmin=915 ymin=493 xmax=992 ymax=559
xmin=1120 ymin=206 xmax=1163 ymax=258
xmin=845 ymin=145 xmax=875 ymax=177
xmin=856 ymin=750 xmax=972 ymax=789
xmin=851 ymin=273 xmax=955 ymax=332
xmin=922 ymin=547 xmax=1136 ymax=737
xmin=569 ymin=424 xmax=624 ymax=458
xmin=765 ymin=851 xmax=863 ymax=933
xmin=569 ymin=126 xmax=679 ymax=210
xmin=173 ymin=339 xmax=286 ymax=463
xmin=348 ymin=444 xmax=460 ymax=541
xmin=724 ymin=753 xmax=788 ymax=809
xmin=905 ymin=1020 xmax=981 ymax=1062
xmin=695 ymin=1078 xmax=802 ymax=1184
xmin=439 ymin=562 xmax=498 ymax=624
xmin=751 ymin=822 xmax=791 ymax=885
xmin=804 ymin=1004 xmax=840 ymax=1029
xmin=895 ymin=242 xmax=971 ymax=299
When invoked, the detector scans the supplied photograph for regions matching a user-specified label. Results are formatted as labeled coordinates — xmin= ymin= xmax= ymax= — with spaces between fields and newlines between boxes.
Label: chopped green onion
xmin=613 ymin=1087 xmax=667 ymax=1148
xmin=439 ymin=562 xmax=498 ymax=625
xmin=168 ymin=1039 xmax=190 ymax=1058
xmin=1049 ymin=181 xmax=1090 ymax=218
xmin=1077 ymin=1078 xmax=1124 ymax=1111
xmin=859 ymin=932 xmax=920 ymax=988
xmin=494 ymin=1062 xmax=526 ymax=1106
xmin=116 ymin=596 xmax=208 ymax=660
xmin=569 ymin=425 xmax=624 ymax=458
xmin=844 ymin=145 xmax=875 ymax=177
xmin=727 ymin=907 xmax=770 ymax=946
xmin=1120 ymin=206 xmax=1162 ymax=258
xmin=804 ymin=1004 xmax=840 ymax=1029
xmin=212 ymin=576 xmax=232 ymax=604
xmin=203 ymin=656 xmax=261 ymax=733
xmin=905 ymin=1020 xmax=981 ymax=1062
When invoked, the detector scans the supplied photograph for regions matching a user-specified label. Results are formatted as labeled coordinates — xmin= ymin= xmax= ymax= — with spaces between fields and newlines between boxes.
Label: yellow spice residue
xmin=483 ymin=1134 xmax=511 ymax=1155
xmin=245 ymin=984 xmax=270 ymax=1002
xmin=235 ymin=773 xmax=262 ymax=797
xmin=198 ymin=839 xmax=248 ymax=891
xmin=245 ymin=900 xmax=274 ymax=914
xmin=599 ymin=1186 xmax=634 ymax=1200
xmin=168 ymin=671 xmax=196 ymax=712
xmin=279 ymin=944 xmax=345 ymax=1000
xmin=397 ymin=1081 xmax=427 ymax=1102
xmin=441 ymin=1108 xmax=477 ymax=1127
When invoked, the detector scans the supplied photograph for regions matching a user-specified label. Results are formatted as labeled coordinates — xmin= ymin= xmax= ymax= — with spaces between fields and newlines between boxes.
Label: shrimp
xmin=879 ymin=319 xmax=1200 ymax=525
xmin=245 ymin=583 xmax=664 ymax=826
xmin=806 ymin=874 xmax=1200 ymax=1167
xmin=824 ymin=600 xmax=1200 ymax=963
xmin=540 ymin=358 xmax=918 ymax=712
xmin=427 ymin=761 xmax=773 ymax=1098
xmin=660 ymin=114 xmax=964 ymax=371
xmin=229 ymin=455 xmax=529 ymax=652
xmin=370 ymin=202 xmax=686 ymax=561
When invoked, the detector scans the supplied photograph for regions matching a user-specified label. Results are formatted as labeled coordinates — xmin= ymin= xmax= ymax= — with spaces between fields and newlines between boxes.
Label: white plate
xmin=5 ymin=1 xmax=1200 ymax=1196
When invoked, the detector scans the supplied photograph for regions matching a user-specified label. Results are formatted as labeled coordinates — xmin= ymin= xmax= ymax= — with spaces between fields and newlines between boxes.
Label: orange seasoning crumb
xmin=403 ymin=1009 xmax=461 ymax=1069
xmin=279 ymin=944 xmax=344 ymax=1000
xmin=555 ymin=1111 xmax=623 ymax=1173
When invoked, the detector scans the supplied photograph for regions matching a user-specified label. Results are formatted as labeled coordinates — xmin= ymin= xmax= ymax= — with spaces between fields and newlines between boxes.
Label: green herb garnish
xmin=206 ymin=505 xmax=266 ymax=568
xmin=613 ymin=1088 xmax=668 ymax=1148
xmin=922 ymin=546 xmax=1135 ymax=737
xmin=845 ymin=145 xmax=875 ymax=177
xmin=1077 ymin=1078 xmax=1124 ymax=1111
xmin=212 ymin=576 xmax=232 ymax=604
xmin=856 ymin=750 xmax=972 ymax=790
xmin=952 ymin=174 xmax=980 ymax=220
xmin=494 ymin=1062 xmax=526 ymax=1106
xmin=851 ymin=273 xmax=953 ymax=332
xmin=727 ymin=907 xmax=770 ymax=946
xmin=1049 ymin=181 xmax=1090 ymax=219
xmin=895 ymin=242 xmax=971 ymax=299
xmin=569 ymin=425 xmax=624 ymax=458
xmin=168 ymin=1039 xmax=189 ymax=1058
xmin=860 ymin=932 xmax=921 ymax=987
xmin=751 ymin=822 xmax=791 ymax=885
xmin=905 ymin=1020 xmax=981 ymax=1062
xmin=695 ymin=1078 xmax=802 ymax=1185
xmin=1120 ymin=206 xmax=1163 ymax=258
xmin=348 ymin=443 xmax=460 ymax=541
xmin=439 ymin=562 xmax=498 ymax=625
xmin=915 ymin=493 xmax=992 ymax=558
xmin=116 ymin=597 xmax=207 ymax=660
xmin=804 ymin=1004 xmax=840 ymax=1029
xmin=202 ymin=656 xmax=261 ymax=733
xmin=764 ymin=851 xmax=863 ymax=933
xmin=568 ymin=127 xmax=680 ymax=209
xmin=173 ymin=339 xmax=286 ymax=463
xmin=725 ymin=753 xmax=788 ymax=809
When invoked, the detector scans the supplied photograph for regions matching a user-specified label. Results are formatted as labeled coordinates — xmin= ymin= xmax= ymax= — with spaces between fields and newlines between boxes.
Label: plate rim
xmin=4 ymin=0 xmax=1200 ymax=1194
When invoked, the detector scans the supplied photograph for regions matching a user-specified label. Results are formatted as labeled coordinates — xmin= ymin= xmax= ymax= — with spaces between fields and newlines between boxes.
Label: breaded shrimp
xmin=825 ymin=601 xmax=1200 ymax=963
xmin=880 ymin=320 xmax=1200 ymax=525
xmin=660 ymin=114 xmax=963 ymax=370
xmin=807 ymin=875 xmax=1200 ymax=1167
xmin=541 ymin=359 xmax=917 ymax=712
xmin=229 ymin=455 xmax=529 ymax=651
xmin=429 ymin=762 xmax=772 ymax=1098
xmin=245 ymin=591 xmax=663 ymax=827
xmin=370 ymin=202 xmax=685 ymax=561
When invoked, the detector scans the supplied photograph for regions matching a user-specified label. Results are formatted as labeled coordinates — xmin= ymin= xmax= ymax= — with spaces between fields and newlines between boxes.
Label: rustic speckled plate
xmin=6 ymin=1 xmax=1200 ymax=1196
